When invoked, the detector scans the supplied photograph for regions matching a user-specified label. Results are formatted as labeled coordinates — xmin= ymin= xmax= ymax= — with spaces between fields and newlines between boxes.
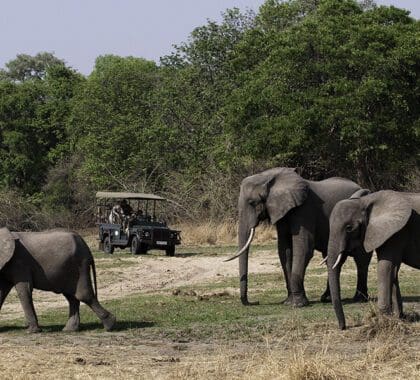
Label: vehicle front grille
xmin=153 ymin=229 xmax=170 ymax=241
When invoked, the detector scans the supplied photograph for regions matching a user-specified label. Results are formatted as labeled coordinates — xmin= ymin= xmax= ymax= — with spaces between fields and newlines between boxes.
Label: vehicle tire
xmin=103 ymin=236 xmax=114 ymax=254
xmin=139 ymin=242 xmax=148 ymax=255
xmin=165 ymin=246 xmax=175 ymax=257
xmin=131 ymin=236 xmax=141 ymax=255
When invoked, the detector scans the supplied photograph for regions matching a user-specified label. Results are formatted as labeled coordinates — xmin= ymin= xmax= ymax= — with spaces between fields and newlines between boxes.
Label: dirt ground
xmin=0 ymin=248 xmax=279 ymax=319
xmin=0 ymin=249 xmax=287 ymax=379
xmin=0 ymin=248 xmax=418 ymax=379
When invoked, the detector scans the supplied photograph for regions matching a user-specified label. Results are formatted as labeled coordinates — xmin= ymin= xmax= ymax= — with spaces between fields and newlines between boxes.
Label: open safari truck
xmin=96 ymin=191 xmax=181 ymax=256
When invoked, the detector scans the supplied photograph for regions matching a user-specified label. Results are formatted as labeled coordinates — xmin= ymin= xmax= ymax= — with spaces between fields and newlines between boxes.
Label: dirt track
xmin=0 ymin=249 xmax=281 ymax=320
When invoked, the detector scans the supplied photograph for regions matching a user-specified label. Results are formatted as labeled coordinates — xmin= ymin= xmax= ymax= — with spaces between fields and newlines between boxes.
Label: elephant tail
xmin=91 ymin=260 xmax=98 ymax=299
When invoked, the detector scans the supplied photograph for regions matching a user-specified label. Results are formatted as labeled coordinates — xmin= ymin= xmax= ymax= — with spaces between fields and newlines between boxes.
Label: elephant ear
xmin=265 ymin=168 xmax=308 ymax=224
xmin=363 ymin=191 xmax=412 ymax=253
xmin=0 ymin=228 xmax=15 ymax=270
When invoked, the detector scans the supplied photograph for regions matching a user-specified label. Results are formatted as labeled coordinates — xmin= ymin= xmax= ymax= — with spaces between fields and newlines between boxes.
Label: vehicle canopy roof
xmin=96 ymin=191 xmax=166 ymax=201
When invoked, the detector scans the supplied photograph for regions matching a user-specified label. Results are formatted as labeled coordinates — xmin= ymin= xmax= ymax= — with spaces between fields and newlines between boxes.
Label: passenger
xmin=109 ymin=204 xmax=123 ymax=224
xmin=119 ymin=200 xmax=134 ymax=234
xmin=120 ymin=199 xmax=133 ymax=217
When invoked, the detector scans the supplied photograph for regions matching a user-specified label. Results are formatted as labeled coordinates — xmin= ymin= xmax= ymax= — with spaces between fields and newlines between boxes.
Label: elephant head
xmin=327 ymin=190 xmax=412 ymax=329
xmin=0 ymin=228 xmax=15 ymax=270
xmin=226 ymin=167 xmax=308 ymax=305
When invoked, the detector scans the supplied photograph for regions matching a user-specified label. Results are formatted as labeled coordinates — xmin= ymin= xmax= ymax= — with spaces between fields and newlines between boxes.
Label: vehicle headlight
xmin=143 ymin=231 xmax=150 ymax=238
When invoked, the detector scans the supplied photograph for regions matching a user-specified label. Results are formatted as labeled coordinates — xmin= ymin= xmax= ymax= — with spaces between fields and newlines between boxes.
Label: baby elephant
xmin=0 ymin=228 xmax=116 ymax=333
xmin=327 ymin=190 xmax=420 ymax=330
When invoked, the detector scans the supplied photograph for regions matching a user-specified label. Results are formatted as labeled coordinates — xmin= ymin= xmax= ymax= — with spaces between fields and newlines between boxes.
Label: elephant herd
xmin=226 ymin=167 xmax=420 ymax=330
xmin=0 ymin=167 xmax=418 ymax=332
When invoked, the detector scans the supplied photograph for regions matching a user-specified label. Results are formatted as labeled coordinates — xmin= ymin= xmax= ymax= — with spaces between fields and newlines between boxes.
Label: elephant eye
xmin=255 ymin=203 xmax=265 ymax=214
xmin=345 ymin=224 xmax=353 ymax=233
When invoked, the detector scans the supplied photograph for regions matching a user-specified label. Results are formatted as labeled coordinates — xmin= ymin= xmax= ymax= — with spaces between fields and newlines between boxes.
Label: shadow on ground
xmin=0 ymin=321 xmax=154 ymax=333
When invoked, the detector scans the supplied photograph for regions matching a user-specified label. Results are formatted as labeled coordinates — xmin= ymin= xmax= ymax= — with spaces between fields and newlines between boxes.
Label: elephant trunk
xmin=327 ymin=240 xmax=346 ymax=330
xmin=238 ymin=221 xmax=258 ymax=305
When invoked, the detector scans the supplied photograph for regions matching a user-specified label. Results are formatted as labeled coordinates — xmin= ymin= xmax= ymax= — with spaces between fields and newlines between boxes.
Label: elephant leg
xmin=75 ymin=264 xmax=116 ymax=331
xmin=277 ymin=228 xmax=293 ymax=305
xmin=15 ymin=282 xmax=41 ymax=333
xmin=83 ymin=297 xmax=116 ymax=331
xmin=0 ymin=279 xmax=13 ymax=311
xmin=352 ymin=250 xmax=372 ymax=302
xmin=76 ymin=285 xmax=115 ymax=331
xmin=290 ymin=231 xmax=314 ymax=307
xmin=63 ymin=294 xmax=81 ymax=332
xmin=376 ymin=257 xmax=394 ymax=315
xmin=392 ymin=265 xmax=403 ymax=318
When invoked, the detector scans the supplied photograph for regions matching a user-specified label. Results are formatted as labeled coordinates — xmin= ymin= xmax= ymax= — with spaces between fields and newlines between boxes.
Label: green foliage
xmin=0 ymin=52 xmax=65 ymax=82
xmin=0 ymin=0 xmax=419 ymax=223
xmin=69 ymin=55 xmax=160 ymax=189
xmin=224 ymin=0 xmax=420 ymax=187
xmin=0 ymin=56 xmax=83 ymax=194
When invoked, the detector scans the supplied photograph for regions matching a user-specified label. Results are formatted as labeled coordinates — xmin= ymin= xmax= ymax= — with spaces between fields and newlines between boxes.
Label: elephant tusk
xmin=332 ymin=253 xmax=343 ymax=270
xmin=319 ymin=256 xmax=328 ymax=266
xmin=224 ymin=228 xmax=255 ymax=262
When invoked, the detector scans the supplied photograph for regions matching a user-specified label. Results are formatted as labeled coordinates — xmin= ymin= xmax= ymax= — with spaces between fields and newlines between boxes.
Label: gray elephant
xmin=328 ymin=190 xmax=420 ymax=330
xmin=226 ymin=167 xmax=372 ymax=307
xmin=0 ymin=228 xmax=116 ymax=333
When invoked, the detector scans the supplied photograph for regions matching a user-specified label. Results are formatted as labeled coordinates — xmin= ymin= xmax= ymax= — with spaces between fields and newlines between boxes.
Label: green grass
xmin=1 ymin=247 xmax=418 ymax=346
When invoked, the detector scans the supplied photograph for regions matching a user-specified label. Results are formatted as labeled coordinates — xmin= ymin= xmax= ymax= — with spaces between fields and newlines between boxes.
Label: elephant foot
xmin=352 ymin=291 xmax=369 ymax=303
xmin=241 ymin=297 xmax=259 ymax=306
xmin=320 ymin=292 xmax=332 ymax=303
xmin=282 ymin=295 xmax=293 ymax=305
xmin=102 ymin=313 xmax=116 ymax=331
xmin=27 ymin=325 xmax=42 ymax=333
xmin=291 ymin=295 xmax=309 ymax=308
xmin=63 ymin=321 xmax=80 ymax=332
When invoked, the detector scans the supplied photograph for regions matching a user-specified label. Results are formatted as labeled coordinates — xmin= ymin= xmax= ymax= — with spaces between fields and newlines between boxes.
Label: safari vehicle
xmin=96 ymin=191 xmax=181 ymax=256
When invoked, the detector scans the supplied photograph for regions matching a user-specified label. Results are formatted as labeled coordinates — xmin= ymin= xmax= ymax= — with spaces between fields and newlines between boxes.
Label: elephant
xmin=327 ymin=190 xmax=420 ymax=330
xmin=0 ymin=228 xmax=116 ymax=333
xmin=226 ymin=167 xmax=372 ymax=307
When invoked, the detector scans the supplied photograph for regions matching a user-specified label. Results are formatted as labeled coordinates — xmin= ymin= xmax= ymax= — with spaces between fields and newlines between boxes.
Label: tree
xmin=0 ymin=52 xmax=65 ymax=82
xmin=70 ymin=55 xmax=160 ymax=189
xmin=224 ymin=0 xmax=420 ymax=188
xmin=0 ymin=57 xmax=82 ymax=194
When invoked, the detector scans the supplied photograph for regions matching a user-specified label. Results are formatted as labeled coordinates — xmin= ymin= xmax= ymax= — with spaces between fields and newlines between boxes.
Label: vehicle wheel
xmin=103 ymin=236 xmax=114 ymax=254
xmin=165 ymin=246 xmax=175 ymax=257
xmin=131 ymin=236 xmax=141 ymax=255
xmin=139 ymin=243 xmax=148 ymax=255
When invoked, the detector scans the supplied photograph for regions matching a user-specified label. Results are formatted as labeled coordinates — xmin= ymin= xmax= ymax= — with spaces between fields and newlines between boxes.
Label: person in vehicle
xmin=119 ymin=199 xmax=134 ymax=233
xmin=108 ymin=204 xmax=123 ymax=224
xmin=120 ymin=199 xmax=133 ymax=217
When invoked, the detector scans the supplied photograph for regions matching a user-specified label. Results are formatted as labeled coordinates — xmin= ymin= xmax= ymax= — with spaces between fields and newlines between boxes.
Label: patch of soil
xmin=0 ymin=250 xmax=280 ymax=320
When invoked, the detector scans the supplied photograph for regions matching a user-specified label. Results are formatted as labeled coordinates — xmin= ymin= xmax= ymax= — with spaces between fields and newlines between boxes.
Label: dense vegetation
xmin=0 ymin=0 xmax=419 ymax=228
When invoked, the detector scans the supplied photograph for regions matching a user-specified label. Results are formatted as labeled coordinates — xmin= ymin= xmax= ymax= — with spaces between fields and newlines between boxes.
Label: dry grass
xmin=166 ymin=332 xmax=419 ymax=380
xmin=1 ymin=331 xmax=418 ymax=380
xmin=79 ymin=221 xmax=276 ymax=250
xmin=358 ymin=303 xmax=414 ymax=340
xmin=173 ymin=221 xmax=276 ymax=246
xmin=165 ymin=346 xmax=347 ymax=380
